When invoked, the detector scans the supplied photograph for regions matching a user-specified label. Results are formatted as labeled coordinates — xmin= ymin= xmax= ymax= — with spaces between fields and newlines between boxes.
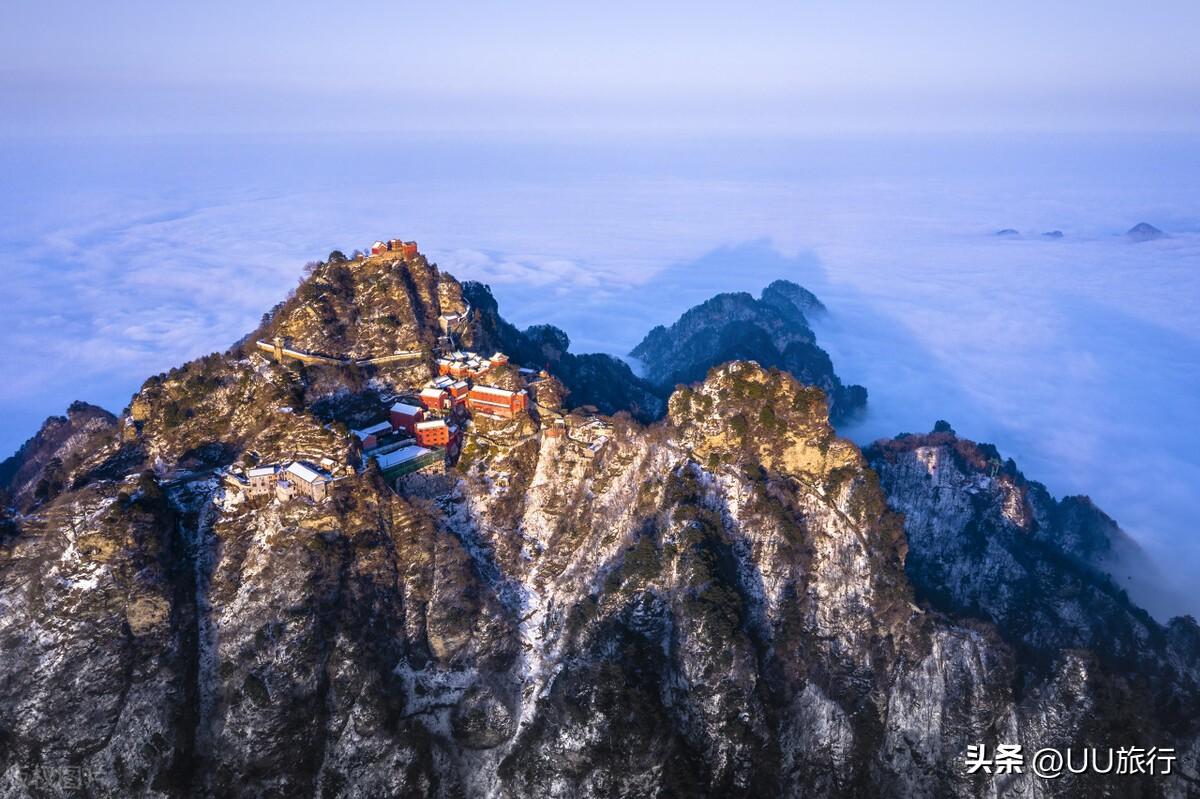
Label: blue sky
xmin=3 ymin=1 xmax=1199 ymax=135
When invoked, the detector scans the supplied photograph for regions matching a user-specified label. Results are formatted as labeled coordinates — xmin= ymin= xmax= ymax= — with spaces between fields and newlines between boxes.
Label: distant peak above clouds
xmin=991 ymin=224 xmax=1178 ymax=242
xmin=629 ymin=280 xmax=866 ymax=423
xmin=1127 ymin=222 xmax=1167 ymax=242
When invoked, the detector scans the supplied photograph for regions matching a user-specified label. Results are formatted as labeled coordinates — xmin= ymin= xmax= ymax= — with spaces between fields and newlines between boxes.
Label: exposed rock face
xmin=126 ymin=353 xmax=352 ymax=471
xmin=0 ymin=473 xmax=198 ymax=796
xmin=865 ymin=431 xmax=1190 ymax=662
xmin=867 ymin=430 xmax=1200 ymax=793
xmin=1127 ymin=222 xmax=1167 ymax=242
xmin=0 ymin=401 xmax=124 ymax=511
xmin=630 ymin=281 xmax=867 ymax=422
xmin=1 ymin=257 xmax=1197 ymax=797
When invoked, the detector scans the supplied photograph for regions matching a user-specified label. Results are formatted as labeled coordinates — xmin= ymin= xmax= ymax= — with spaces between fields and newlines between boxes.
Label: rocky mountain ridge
xmin=1 ymin=246 xmax=1197 ymax=798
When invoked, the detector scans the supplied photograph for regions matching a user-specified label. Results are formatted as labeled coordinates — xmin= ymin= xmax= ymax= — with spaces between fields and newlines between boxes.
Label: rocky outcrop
xmin=866 ymin=428 xmax=1200 ymax=793
xmin=760 ymin=278 xmax=825 ymax=317
xmin=0 ymin=401 xmax=126 ymax=511
xmin=630 ymin=281 xmax=867 ymax=422
xmin=261 ymin=251 xmax=470 ymax=362
xmin=865 ymin=429 xmax=1199 ymax=668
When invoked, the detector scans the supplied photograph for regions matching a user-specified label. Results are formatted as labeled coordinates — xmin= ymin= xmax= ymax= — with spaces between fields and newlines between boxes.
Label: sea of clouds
xmin=1 ymin=132 xmax=1196 ymax=616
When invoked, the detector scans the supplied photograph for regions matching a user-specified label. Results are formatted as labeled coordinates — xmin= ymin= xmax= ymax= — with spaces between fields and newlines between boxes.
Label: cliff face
xmin=866 ymin=432 xmax=1200 ymax=773
xmin=866 ymin=432 xmax=1160 ymax=657
xmin=630 ymin=281 xmax=867 ymax=423
xmin=0 ymin=473 xmax=197 ymax=795
xmin=1 ymin=254 xmax=1197 ymax=798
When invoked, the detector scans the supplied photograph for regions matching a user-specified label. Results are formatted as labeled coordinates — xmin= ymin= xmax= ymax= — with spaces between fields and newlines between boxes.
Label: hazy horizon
xmin=4 ymin=1 xmax=1199 ymax=137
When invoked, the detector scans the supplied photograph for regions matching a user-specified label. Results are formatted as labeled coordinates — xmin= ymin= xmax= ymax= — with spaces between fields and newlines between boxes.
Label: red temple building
xmin=389 ymin=402 xmax=425 ymax=434
xmin=466 ymin=386 xmax=528 ymax=419
xmin=419 ymin=387 xmax=449 ymax=412
xmin=414 ymin=419 xmax=452 ymax=447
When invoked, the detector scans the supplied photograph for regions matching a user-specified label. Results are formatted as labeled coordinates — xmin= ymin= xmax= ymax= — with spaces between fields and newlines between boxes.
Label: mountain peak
xmin=760 ymin=279 xmax=825 ymax=316
xmin=866 ymin=428 xmax=1199 ymax=683
xmin=0 ymin=401 xmax=118 ymax=509
xmin=259 ymin=247 xmax=473 ymax=363
xmin=669 ymin=360 xmax=862 ymax=482
xmin=1127 ymin=222 xmax=1166 ymax=241
xmin=630 ymin=281 xmax=866 ymax=422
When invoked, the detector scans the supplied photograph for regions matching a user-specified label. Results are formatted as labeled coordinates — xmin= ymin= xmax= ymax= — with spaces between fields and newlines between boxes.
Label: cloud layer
xmin=1 ymin=131 xmax=1197 ymax=616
